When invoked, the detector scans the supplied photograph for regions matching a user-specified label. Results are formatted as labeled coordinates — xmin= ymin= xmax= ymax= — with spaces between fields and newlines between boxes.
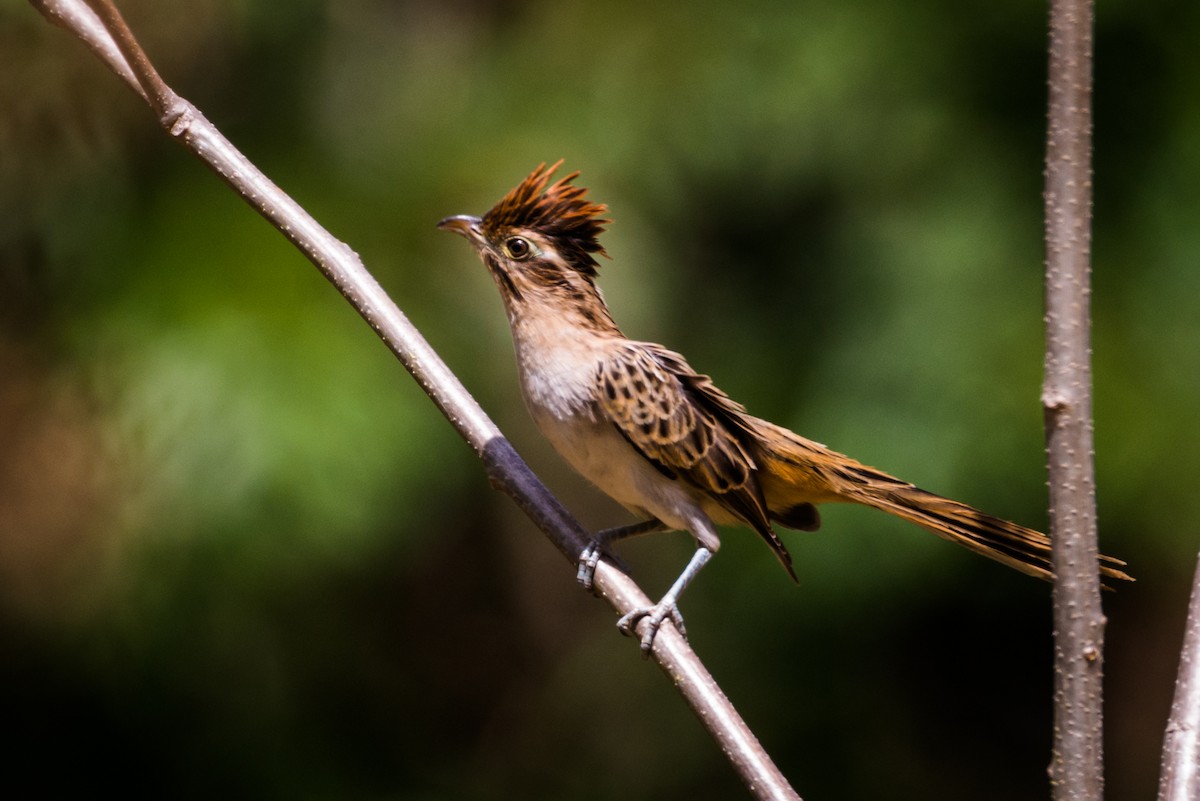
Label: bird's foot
xmin=577 ymin=520 xmax=664 ymax=591
xmin=576 ymin=541 xmax=605 ymax=592
xmin=617 ymin=600 xmax=687 ymax=655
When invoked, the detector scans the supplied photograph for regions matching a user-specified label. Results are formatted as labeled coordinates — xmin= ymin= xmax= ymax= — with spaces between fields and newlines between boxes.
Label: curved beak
xmin=437 ymin=214 xmax=483 ymax=242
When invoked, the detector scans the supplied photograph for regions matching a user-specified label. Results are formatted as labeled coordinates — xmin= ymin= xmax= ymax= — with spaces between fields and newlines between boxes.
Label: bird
xmin=438 ymin=161 xmax=1132 ymax=652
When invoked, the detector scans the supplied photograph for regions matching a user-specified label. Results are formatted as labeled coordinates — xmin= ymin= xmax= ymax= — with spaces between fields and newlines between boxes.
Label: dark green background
xmin=2 ymin=1 xmax=1195 ymax=798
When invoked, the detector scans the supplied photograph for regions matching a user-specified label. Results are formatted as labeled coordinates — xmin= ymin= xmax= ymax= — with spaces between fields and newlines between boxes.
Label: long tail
xmin=751 ymin=420 xmax=1133 ymax=584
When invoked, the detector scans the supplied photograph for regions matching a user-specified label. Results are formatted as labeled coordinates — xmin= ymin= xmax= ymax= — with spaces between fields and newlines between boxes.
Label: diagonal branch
xmin=29 ymin=1 xmax=802 ymax=799
xmin=1160 ymin=555 xmax=1200 ymax=801
xmin=1043 ymin=0 xmax=1105 ymax=798
xmin=81 ymin=0 xmax=176 ymax=113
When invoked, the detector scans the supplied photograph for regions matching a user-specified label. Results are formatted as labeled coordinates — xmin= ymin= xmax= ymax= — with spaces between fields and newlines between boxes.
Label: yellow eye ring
xmin=504 ymin=237 xmax=533 ymax=260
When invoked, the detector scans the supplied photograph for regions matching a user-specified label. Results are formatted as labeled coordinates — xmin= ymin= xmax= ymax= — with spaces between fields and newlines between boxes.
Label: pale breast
xmin=524 ymin=378 xmax=735 ymax=539
xmin=509 ymin=319 xmax=727 ymax=537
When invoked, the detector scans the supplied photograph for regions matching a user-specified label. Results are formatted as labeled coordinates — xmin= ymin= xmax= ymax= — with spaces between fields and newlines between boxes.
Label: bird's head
xmin=438 ymin=161 xmax=611 ymax=311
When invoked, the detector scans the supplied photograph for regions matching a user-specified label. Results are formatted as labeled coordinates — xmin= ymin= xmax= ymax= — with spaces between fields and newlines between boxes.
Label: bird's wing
xmin=595 ymin=342 xmax=795 ymax=577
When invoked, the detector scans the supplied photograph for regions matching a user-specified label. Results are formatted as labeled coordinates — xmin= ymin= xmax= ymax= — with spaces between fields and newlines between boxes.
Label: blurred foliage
xmin=1 ymin=0 xmax=1197 ymax=798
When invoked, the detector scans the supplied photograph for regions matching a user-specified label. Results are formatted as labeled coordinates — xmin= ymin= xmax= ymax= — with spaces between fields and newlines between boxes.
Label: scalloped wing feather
xmin=597 ymin=343 xmax=796 ymax=578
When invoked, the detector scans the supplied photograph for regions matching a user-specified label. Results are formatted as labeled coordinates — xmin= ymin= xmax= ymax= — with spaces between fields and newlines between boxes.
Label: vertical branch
xmin=1043 ymin=0 xmax=1104 ymax=799
xmin=1160 ymin=555 xmax=1200 ymax=801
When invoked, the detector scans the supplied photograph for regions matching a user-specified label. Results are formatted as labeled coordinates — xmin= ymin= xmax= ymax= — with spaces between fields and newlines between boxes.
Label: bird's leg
xmin=618 ymin=545 xmax=714 ymax=655
xmin=577 ymin=518 xmax=665 ymax=590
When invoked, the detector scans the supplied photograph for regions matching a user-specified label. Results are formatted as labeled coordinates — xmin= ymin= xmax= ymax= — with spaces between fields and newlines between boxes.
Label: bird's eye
xmin=504 ymin=237 xmax=532 ymax=260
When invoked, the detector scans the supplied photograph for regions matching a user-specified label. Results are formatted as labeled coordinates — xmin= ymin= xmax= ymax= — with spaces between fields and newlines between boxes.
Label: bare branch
xmin=1042 ymin=0 xmax=1105 ymax=798
xmin=1159 ymin=556 xmax=1200 ymax=801
xmin=80 ymin=0 xmax=176 ymax=114
xmin=31 ymin=0 xmax=143 ymax=96
xmin=29 ymin=2 xmax=802 ymax=798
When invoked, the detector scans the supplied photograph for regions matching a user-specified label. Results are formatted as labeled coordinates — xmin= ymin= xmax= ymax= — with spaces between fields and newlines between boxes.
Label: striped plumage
xmin=439 ymin=162 xmax=1132 ymax=651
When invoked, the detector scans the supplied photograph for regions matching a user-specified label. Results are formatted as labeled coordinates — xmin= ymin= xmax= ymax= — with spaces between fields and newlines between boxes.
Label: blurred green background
xmin=2 ymin=0 xmax=1196 ymax=798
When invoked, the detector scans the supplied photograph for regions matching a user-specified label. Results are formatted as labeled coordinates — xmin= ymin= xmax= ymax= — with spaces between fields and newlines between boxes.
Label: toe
xmin=576 ymin=543 xmax=603 ymax=591
xmin=616 ymin=602 xmax=686 ymax=654
xmin=616 ymin=606 xmax=648 ymax=637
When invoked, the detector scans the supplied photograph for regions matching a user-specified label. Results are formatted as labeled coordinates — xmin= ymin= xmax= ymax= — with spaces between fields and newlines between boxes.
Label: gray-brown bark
xmin=1043 ymin=0 xmax=1106 ymax=798
xmin=29 ymin=1 xmax=801 ymax=798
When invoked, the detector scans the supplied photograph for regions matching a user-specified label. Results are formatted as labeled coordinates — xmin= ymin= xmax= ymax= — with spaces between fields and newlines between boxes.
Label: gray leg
xmin=577 ymin=519 xmax=666 ymax=590
xmin=618 ymin=545 xmax=714 ymax=654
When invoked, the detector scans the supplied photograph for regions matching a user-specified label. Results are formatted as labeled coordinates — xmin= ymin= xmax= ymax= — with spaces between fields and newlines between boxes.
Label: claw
xmin=617 ymin=601 xmax=688 ymax=655
xmin=576 ymin=542 xmax=604 ymax=592
xmin=577 ymin=521 xmax=662 ymax=592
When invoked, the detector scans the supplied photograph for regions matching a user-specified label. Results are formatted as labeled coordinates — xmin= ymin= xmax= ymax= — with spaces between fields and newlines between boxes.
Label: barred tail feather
xmin=752 ymin=420 xmax=1132 ymax=584
xmin=854 ymin=483 xmax=1056 ymax=580
xmin=849 ymin=478 xmax=1131 ymax=584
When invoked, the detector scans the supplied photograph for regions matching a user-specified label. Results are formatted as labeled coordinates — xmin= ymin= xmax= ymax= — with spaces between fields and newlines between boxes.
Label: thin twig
xmin=82 ymin=0 xmax=176 ymax=114
xmin=1043 ymin=0 xmax=1105 ymax=798
xmin=1160 ymin=555 xmax=1200 ymax=801
xmin=33 ymin=0 xmax=143 ymax=93
xmin=28 ymin=2 xmax=801 ymax=798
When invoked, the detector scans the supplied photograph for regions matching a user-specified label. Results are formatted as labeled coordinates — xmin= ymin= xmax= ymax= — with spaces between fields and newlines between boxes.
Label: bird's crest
xmin=482 ymin=161 xmax=610 ymax=275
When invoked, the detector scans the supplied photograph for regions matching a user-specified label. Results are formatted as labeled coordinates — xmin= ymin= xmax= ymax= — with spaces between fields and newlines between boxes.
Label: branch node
xmin=163 ymin=101 xmax=194 ymax=138
xmin=1042 ymin=393 xmax=1070 ymax=413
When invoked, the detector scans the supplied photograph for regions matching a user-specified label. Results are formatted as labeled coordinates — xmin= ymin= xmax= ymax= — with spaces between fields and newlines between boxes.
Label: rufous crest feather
xmin=482 ymin=160 xmax=611 ymax=275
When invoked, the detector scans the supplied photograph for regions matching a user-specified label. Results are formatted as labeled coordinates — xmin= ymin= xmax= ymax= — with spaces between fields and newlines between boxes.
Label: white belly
xmin=511 ymin=323 xmax=725 ymax=545
xmin=535 ymin=407 xmax=718 ymax=531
